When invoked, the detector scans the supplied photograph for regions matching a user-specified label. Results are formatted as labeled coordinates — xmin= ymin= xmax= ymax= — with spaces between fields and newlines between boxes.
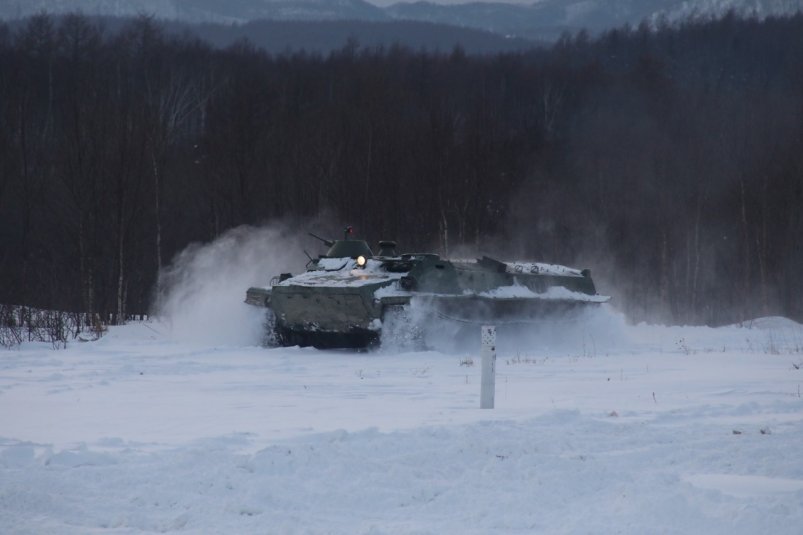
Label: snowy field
xmin=2 ymin=308 xmax=803 ymax=534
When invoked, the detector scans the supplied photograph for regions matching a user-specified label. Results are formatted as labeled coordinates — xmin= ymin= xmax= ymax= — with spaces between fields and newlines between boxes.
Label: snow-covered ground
xmin=2 ymin=308 xmax=802 ymax=534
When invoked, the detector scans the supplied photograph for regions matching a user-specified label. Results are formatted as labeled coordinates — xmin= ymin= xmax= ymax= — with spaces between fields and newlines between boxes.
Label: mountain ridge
xmin=1 ymin=0 xmax=801 ymax=41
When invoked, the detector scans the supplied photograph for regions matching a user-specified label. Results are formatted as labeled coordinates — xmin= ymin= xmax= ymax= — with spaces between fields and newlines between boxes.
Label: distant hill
xmin=1 ymin=0 xmax=802 ymax=42
xmin=0 ymin=13 xmax=536 ymax=54
xmin=386 ymin=0 xmax=803 ymax=41
xmin=0 ymin=0 xmax=386 ymax=23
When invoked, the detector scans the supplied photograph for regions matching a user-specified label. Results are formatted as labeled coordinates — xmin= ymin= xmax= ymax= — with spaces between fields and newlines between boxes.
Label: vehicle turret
xmin=308 ymin=227 xmax=373 ymax=259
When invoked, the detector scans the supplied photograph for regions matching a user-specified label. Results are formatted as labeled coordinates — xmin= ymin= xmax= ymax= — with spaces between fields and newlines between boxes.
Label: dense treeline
xmin=1 ymin=12 xmax=802 ymax=326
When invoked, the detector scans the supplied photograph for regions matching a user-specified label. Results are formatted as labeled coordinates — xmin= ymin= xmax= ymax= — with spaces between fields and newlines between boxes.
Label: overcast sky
xmin=23 ymin=0 xmax=542 ymax=9
xmin=369 ymin=0 xmax=536 ymax=6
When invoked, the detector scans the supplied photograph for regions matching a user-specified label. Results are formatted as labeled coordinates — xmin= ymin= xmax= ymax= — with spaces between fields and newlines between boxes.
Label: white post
xmin=480 ymin=325 xmax=496 ymax=409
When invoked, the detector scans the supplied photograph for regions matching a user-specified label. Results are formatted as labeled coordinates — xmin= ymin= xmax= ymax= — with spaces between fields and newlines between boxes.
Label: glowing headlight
xmin=356 ymin=255 xmax=367 ymax=268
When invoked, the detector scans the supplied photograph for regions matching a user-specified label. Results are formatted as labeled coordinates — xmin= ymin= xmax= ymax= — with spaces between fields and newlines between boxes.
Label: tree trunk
xmin=116 ymin=215 xmax=126 ymax=325
xmin=690 ymin=192 xmax=702 ymax=322
xmin=756 ymin=174 xmax=769 ymax=316
xmin=440 ymin=207 xmax=449 ymax=257
xmin=739 ymin=179 xmax=751 ymax=321
xmin=151 ymin=148 xmax=163 ymax=312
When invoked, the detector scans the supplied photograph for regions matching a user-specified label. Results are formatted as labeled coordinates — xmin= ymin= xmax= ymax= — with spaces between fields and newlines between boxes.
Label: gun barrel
xmin=308 ymin=232 xmax=335 ymax=247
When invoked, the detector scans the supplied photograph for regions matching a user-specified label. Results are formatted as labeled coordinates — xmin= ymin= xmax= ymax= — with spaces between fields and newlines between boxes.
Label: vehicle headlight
xmin=356 ymin=255 xmax=367 ymax=268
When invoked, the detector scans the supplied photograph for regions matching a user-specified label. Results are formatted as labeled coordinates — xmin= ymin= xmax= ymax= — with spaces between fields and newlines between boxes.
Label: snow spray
xmin=156 ymin=224 xmax=307 ymax=345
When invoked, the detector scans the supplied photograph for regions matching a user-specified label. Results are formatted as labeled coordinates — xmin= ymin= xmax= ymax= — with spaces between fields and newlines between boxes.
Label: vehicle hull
xmin=245 ymin=241 xmax=609 ymax=349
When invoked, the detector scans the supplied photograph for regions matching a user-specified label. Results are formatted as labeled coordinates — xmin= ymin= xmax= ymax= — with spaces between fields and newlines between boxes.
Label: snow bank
xmin=2 ymin=413 xmax=802 ymax=533
xmin=2 ymin=315 xmax=803 ymax=533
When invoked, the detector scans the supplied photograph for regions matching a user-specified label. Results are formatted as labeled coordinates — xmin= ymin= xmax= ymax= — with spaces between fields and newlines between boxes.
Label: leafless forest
xmin=1 ymin=13 xmax=801 ymax=326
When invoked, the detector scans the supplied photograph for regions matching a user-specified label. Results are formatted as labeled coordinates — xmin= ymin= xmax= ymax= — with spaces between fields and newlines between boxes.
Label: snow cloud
xmin=155 ymin=223 xmax=308 ymax=346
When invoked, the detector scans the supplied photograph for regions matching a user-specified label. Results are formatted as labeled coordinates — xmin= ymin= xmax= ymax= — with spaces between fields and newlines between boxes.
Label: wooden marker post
xmin=480 ymin=325 xmax=496 ymax=409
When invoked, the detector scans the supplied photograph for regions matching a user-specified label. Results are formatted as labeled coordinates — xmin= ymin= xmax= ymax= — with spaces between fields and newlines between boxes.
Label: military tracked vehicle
xmin=245 ymin=227 xmax=609 ymax=348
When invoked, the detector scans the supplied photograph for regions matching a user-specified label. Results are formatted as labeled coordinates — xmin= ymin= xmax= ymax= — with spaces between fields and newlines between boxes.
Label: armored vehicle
xmin=245 ymin=227 xmax=609 ymax=348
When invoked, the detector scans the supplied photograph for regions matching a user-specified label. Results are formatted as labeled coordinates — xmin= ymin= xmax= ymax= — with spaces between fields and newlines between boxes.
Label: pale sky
xmin=370 ymin=0 xmax=536 ymax=6
xmin=23 ymin=0 xmax=541 ymax=9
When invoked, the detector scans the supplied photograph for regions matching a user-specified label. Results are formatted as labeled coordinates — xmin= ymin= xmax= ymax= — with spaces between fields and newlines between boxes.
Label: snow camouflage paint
xmin=2 ymin=311 xmax=803 ymax=533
